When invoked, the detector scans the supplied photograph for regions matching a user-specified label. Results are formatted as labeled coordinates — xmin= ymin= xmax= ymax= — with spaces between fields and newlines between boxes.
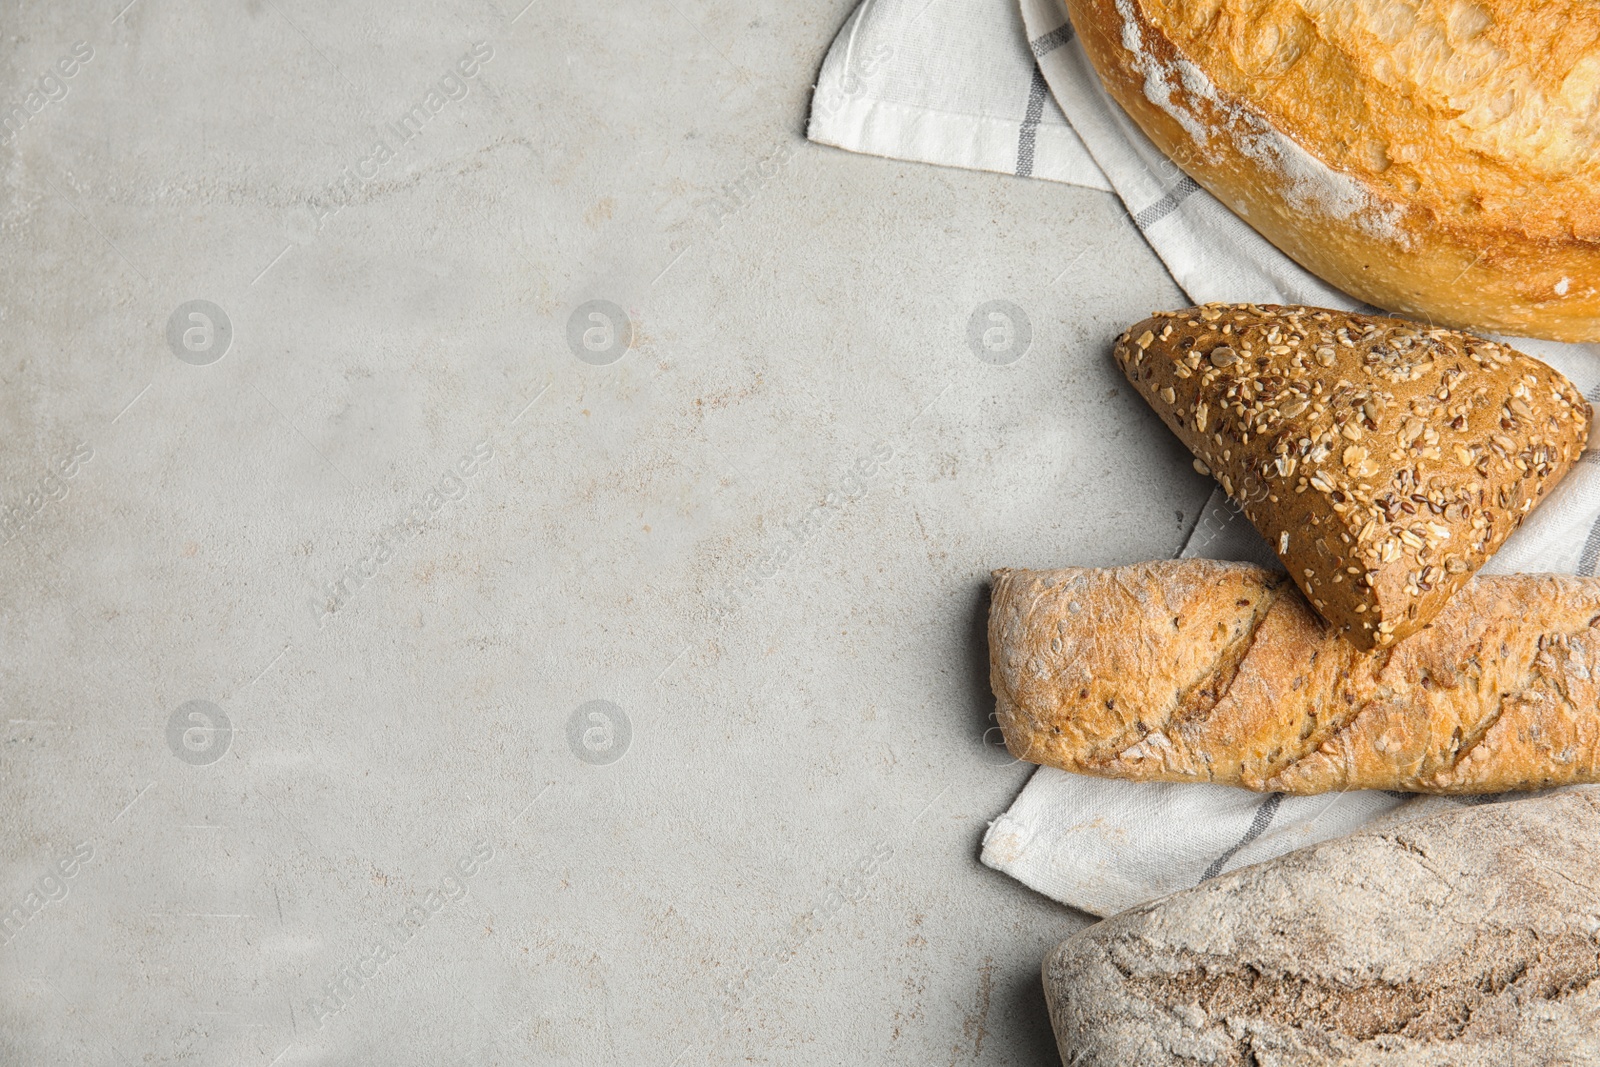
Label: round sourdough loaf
xmin=1064 ymin=0 xmax=1600 ymax=342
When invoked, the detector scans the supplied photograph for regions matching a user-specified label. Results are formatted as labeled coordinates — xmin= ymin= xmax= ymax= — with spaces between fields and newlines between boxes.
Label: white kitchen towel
xmin=807 ymin=0 xmax=1109 ymax=189
xmin=810 ymin=0 xmax=1600 ymax=917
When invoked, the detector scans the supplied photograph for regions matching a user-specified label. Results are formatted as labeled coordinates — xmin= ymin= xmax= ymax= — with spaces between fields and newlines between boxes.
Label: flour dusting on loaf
xmin=1114 ymin=0 xmax=1211 ymax=144
xmin=1112 ymin=0 xmax=1406 ymax=242
xmin=1067 ymin=0 xmax=1600 ymax=340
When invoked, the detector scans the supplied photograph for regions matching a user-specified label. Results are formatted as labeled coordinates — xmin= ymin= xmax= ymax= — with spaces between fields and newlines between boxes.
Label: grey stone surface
xmin=0 ymin=1 xmax=1212 ymax=1064
xmin=1044 ymin=792 xmax=1600 ymax=1067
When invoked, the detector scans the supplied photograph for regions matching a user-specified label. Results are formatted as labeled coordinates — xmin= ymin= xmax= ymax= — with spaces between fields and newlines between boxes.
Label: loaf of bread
xmin=990 ymin=560 xmax=1600 ymax=794
xmin=1116 ymin=303 xmax=1589 ymax=648
xmin=1064 ymin=0 xmax=1600 ymax=342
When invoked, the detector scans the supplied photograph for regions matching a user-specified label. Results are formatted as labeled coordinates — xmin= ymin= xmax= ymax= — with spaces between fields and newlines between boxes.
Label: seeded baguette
xmin=1116 ymin=303 xmax=1590 ymax=649
xmin=990 ymin=560 xmax=1600 ymax=795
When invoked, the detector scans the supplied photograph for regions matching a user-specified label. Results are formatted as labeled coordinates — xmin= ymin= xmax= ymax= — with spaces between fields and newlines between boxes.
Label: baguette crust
xmin=990 ymin=560 xmax=1600 ymax=794
xmin=1116 ymin=303 xmax=1589 ymax=648
xmin=1065 ymin=0 xmax=1600 ymax=341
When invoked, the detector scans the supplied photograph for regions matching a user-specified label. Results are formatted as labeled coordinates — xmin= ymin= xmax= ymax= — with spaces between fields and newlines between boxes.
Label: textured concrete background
xmin=0 ymin=1 xmax=1210 ymax=1063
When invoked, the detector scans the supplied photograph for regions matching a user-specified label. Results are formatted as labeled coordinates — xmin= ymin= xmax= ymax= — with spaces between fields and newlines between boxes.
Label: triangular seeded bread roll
xmin=1116 ymin=303 xmax=1589 ymax=648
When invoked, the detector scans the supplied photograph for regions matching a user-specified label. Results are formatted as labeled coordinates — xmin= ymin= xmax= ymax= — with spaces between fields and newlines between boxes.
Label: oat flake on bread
xmin=1067 ymin=0 xmax=1600 ymax=341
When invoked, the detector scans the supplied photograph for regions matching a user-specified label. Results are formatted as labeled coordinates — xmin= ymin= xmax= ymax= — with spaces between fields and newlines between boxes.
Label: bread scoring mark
xmin=1104 ymin=575 xmax=1288 ymax=775
xmin=1115 ymin=930 xmax=1600 ymax=1045
xmin=1272 ymin=589 xmax=1600 ymax=792
xmin=1253 ymin=642 xmax=1390 ymax=789
xmin=994 ymin=562 xmax=1600 ymax=794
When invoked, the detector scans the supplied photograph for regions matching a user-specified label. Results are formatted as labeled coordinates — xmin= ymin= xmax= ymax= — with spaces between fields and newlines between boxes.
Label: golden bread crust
xmin=1066 ymin=0 xmax=1600 ymax=341
xmin=990 ymin=560 xmax=1600 ymax=794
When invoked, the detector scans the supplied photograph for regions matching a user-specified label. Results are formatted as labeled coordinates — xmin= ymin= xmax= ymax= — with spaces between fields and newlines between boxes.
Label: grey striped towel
xmin=809 ymin=0 xmax=1600 ymax=917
